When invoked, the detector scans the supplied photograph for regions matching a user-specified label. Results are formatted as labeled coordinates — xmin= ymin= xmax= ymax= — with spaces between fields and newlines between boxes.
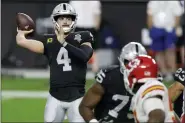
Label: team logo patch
xmin=74 ymin=34 xmax=82 ymax=43
xmin=47 ymin=38 xmax=53 ymax=43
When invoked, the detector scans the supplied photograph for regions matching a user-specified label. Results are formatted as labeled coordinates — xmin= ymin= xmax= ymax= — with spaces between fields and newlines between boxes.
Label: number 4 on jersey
xmin=56 ymin=47 xmax=72 ymax=71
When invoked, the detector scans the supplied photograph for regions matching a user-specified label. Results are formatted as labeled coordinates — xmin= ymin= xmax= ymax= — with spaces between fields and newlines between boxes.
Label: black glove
xmin=99 ymin=115 xmax=116 ymax=123
xmin=174 ymin=67 xmax=185 ymax=86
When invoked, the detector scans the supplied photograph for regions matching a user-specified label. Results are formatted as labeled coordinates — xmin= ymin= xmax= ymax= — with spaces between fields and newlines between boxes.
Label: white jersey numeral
xmin=108 ymin=94 xmax=130 ymax=118
xmin=175 ymin=68 xmax=185 ymax=82
xmin=56 ymin=47 xmax=72 ymax=71
xmin=96 ymin=70 xmax=106 ymax=83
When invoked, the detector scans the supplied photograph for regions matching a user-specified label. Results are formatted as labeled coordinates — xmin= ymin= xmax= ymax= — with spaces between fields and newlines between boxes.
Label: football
xmin=16 ymin=13 xmax=35 ymax=31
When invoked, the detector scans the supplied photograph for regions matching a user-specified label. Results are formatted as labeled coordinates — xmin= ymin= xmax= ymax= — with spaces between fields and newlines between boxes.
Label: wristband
xmin=89 ymin=119 xmax=98 ymax=123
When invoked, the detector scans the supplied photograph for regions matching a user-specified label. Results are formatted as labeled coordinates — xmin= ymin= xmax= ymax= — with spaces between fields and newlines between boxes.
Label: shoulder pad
xmin=76 ymin=31 xmax=94 ymax=44
xmin=95 ymin=65 xmax=119 ymax=83
xmin=139 ymin=80 xmax=166 ymax=99
xmin=174 ymin=67 xmax=185 ymax=86
xmin=103 ymin=65 xmax=119 ymax=73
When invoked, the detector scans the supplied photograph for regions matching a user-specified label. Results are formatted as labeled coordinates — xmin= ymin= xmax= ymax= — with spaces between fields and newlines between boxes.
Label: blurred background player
xmin=124 ymin=55 xmax=177 ymax=122
xmin=79 ymin=42 xmax=147 ymax=123
xmin=147 ymin=1 xmax=183 ymax=81
xmin=168 ymin=67 xmax=185 ymax=122
xmin=69 ymin=0 xmax=102 ymax=73
xmin=176 ymin=0 xmax=184 ymax=68
xmin=16 ymin=3 xmax=93 ymax=122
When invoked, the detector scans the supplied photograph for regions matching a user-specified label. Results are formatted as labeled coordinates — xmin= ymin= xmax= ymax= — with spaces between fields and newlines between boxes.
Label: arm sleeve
xmin=143 ymin=97 xmax=165 ymax=116
xmin=64 ymin=42 xmax=93 ymax=63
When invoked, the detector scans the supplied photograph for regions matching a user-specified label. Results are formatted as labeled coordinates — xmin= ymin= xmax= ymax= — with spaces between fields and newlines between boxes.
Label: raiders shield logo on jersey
xmin=74 ymin=34 xmax=82 ymax=43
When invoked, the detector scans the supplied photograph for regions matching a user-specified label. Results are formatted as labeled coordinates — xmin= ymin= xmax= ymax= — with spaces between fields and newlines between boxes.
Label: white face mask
xmin=63 ymin=21 xmax=75 ymax=33
xmin=62 ymin=27 xmax=71 ymax=33
xmin=55 ymin=21 xmax=75 ymax=33
xmin=123 ymin=69 xmax=134 ymax=95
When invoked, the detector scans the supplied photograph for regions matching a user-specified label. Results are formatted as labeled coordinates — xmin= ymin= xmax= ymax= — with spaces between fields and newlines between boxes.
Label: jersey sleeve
xmin=41 ymin=34 xmax=55 ymax=56
xmin=95 ymin=65 xmax=119 ymax=89
xmin=174 ymin=67 xmax=185 ymax=86
xmin=80 ymin=31 xmax=94 ymax=44
xmin=95 ymin=69 xmax=108 ymax=88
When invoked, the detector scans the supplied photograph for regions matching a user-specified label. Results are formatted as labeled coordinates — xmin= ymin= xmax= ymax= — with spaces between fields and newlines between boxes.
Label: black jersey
xmin=174 ymin=67 xmax=185 ymax=116
xmin=174 ymin=67 xmax=185 ymax=86
xmin=94 ymin=65 xmax=134 ymax=123
xmin=42 ymin=31 xmax=93 ymax=102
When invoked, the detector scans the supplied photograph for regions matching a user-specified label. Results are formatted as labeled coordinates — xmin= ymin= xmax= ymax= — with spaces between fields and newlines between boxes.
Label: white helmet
xmin=118 ymin=42 xmax=147 ymax=73
xmin=51 ymin=3 xmax=77 ymax=33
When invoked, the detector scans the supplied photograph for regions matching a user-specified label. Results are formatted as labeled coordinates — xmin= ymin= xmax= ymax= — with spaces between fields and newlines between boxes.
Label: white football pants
xmin=44 ymin=93 xmax=84 ymax=123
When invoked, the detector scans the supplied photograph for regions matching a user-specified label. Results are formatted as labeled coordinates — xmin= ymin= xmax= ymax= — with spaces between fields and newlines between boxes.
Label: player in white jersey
xmin=123 ymin=55 xmax=177 ymax=122
xmin=168 ymin=67 xmax=185 ymax=122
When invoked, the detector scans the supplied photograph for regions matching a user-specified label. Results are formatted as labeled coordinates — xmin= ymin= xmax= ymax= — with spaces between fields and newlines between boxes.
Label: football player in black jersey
xmin=16 ymin=3 xmax=93 ymax=122
xmin=79 ymin=42 xmax=147 ymax=123
xmin=168 ymin=67 xmax=185 ymax=122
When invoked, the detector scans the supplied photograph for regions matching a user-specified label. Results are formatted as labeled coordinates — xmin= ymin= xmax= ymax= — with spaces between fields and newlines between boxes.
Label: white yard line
xmin=1 ymin=90 xmax=49 ymax=99
xmin=1 ymin=90 xmax=68 ymax=120
xmin=1 ymin=68 xmax=95 ymax=79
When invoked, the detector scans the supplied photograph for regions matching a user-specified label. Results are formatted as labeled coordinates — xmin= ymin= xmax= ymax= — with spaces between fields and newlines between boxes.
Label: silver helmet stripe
xmin=135 ymin=44 xmax=139 ymax=53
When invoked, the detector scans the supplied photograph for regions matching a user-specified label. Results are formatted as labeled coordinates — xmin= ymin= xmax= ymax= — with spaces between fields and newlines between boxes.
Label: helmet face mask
xmin=118 ymin=42 xmax=147 ymax=71
xmin=51 ymin=3 xmax=77 ymax=34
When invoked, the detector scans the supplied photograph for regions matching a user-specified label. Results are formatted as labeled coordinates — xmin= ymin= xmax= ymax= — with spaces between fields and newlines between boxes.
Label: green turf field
xmin=1 ymin=77 xmax=94 ymax=122
xmin=1 ymin=76 xmax=173 ymax=122
xmin=2 ymin=77 xmax=94 ymax=90
xmin=2 ymin=98 xmax=46 ymax=122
